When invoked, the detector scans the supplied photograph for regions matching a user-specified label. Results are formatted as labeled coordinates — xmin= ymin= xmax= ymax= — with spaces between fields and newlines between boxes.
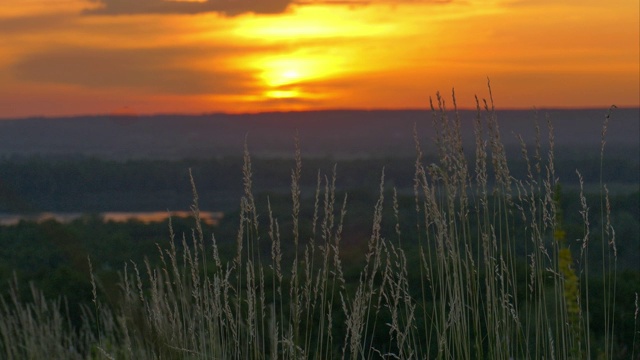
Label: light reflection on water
xmin=0 ymin=211 xmax=223 ymax=226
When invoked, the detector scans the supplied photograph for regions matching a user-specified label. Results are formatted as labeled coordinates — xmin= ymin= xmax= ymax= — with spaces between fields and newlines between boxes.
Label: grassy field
xmin=0 ymin=90 xmax=637 ymax=359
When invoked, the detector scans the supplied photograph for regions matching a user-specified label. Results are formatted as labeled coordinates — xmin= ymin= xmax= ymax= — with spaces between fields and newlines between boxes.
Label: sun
xmin=252 ymin=57 xmax=317 ymax=100
xmin=265 ymin=89 xmax=299 ymax=99
xmin=249 ymin=54 xmax=348 ymax=102
xmin=281 ymin=69 xmax=300 ymax=83
xmin=260 ymin=58 xmax=312 ymax=88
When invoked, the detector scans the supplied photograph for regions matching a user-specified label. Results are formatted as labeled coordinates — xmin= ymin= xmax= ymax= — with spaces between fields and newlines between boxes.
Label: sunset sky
xmin=0 ymin=0 xmax=638 ymax=118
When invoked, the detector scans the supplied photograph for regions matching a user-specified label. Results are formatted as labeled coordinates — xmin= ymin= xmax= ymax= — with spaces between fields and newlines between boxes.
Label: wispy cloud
xmin=13 ymin=46 xmax=259 ymax=95
xmin=0 ymin=14 xmax=74 ymax=34
xmin=84 ymin=0 xmax=293 ymax=16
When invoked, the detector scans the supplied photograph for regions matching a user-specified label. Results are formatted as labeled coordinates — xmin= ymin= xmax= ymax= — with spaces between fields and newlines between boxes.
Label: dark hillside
xmin=0 ymin=108 xmax=637 ymax=159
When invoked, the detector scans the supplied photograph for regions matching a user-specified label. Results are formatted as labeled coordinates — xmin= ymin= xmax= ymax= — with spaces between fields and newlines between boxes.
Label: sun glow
xmin=249 ymin=54 xmax=344 ymax=100
xmin=233 ymin=5 xmax=396 ymax=40
xmin=259 ymin=58 xmax=314 ymax=87
xmin=232 ymin=4 xmax=406 ymax=102
xmin=265 ymin=89 xmax=299 ymax=99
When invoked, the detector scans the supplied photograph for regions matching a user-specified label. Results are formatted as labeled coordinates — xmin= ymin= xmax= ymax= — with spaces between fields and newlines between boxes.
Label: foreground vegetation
xmin=1 ymin=91 xmax=638 ymax=359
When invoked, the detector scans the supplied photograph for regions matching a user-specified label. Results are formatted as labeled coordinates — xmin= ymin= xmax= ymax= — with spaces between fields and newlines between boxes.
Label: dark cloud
xmin=13 ymin=46 xmax=257 ymax=95
xmin=83 ymin=0 xmax=452 ymax=16
xmin=0 ymin=14 xmax=73 ymax=34
xmin=84 ymin=0 xmax=293 ymax=16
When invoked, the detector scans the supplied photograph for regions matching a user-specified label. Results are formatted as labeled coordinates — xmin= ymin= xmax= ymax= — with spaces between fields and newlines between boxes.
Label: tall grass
xmin=0 ymin=88 xmax=632 ymax=359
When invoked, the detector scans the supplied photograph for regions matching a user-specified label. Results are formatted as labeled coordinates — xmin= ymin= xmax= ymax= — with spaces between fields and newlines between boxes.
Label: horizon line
xmin=1 ymin=105 xmax=638 ymax=121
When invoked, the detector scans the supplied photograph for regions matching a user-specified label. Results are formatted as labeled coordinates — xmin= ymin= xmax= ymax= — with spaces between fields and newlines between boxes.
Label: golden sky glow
xmin=0 ymin=0 xmax=638 ymax=118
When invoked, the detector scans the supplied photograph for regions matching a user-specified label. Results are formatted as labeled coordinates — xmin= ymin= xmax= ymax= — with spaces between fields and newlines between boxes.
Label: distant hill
xmin=0 ymin=108 xmax=637 ymax=159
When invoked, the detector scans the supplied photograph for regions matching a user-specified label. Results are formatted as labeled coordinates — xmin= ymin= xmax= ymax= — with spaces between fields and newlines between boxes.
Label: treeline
xmin=2 ymin=186 xmax=637 ymax=298
xmin=0 ymin=149 xmax=637 ymax=213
